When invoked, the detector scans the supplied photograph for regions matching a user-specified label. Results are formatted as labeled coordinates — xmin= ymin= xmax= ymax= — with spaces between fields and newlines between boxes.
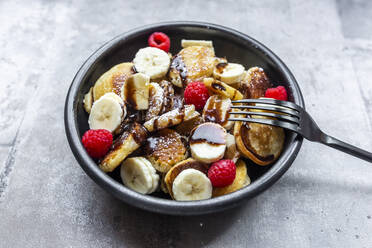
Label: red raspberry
xmin=184 ymin=81 xmax=210 ymax=110
xmin=148 ymin=32 xmax=170 ymax=53
xmin=208 ymin=159 xmax=236 ymax=187
xmin=82 ymin=129 xmax=113 ymax=159
xmin=264 ymin=85 xmax=288 ymax=101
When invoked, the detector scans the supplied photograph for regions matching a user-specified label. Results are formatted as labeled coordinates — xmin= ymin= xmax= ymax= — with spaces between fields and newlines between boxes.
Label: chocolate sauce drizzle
xmin=170 ymin=55 xmax=187 ymax=85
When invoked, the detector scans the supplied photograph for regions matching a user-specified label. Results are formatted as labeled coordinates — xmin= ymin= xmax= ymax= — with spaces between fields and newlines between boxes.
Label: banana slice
xmin=145 ymin=82 xmax=165 ymax=121
xmin=103 ymin=92 xmax=124 ymax=104
xmin=143 ymin=104 xmax=200 ymax=132
xmin=121 ymin=73 xmax=150 ymax=110
xmin=133 ymin=47 xmax=170 ymax=79
xmin=100 ymin=123 xmax=147 ymax=172
xmin=164 ymin=158 xmax=209 ymax=198
xmin=83 ymin=87 xmax=94 ymax=113
xmin=213 ymin=63 xmax=245 ymax=84
xmin=181 ymin=39 xmax=213 ymax=48
xmin=121 ymin=157 xmax=159 ymax=194
xmin=137 ymin=157 xmax=159 ymax=193
xmin=203 ymin=78 xmax=243 ymax=100
xmin=104 ymin=92 xmax=128 ymax=125
xmin=190 ymin=122 xmax=227 ymax=163
xmin=172 ymin=168 xmax=212 ymax=201
xmin=202 ymin=95 xmax=232 ymax=129
xmin=212 ymin=159 xmax=250 ymax=197
xmin=88 ymin=93 xmax=125 ymax=132
xmin=224 ymin=133 xmax=241 ymax=163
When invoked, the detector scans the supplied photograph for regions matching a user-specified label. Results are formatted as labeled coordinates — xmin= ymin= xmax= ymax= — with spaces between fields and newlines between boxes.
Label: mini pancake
xmin=239 ymin=67 xmax=271 ymax=99
xmin=212 ymin=159 xmax=250 ymax=197
xmin=145 ymin=129 xmax=187 ymax=173
xmin=92 ymin=62 xmax=135 ymax=102
xmin=169 ymin=46 xmax=215 ymax=87
xmin=234 ymin=109 xmax=285 ymax=166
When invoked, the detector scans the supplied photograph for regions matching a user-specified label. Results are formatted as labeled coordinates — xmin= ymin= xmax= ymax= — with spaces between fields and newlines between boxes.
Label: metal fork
xmin=228 ymin=98 xmax=372 ymax=163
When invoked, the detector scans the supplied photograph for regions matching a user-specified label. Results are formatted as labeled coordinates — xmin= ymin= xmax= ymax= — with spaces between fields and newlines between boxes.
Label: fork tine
xmin=229 ymin=111 xmax=299 ymax=124
xmin=232 ymin=98 xmax=301 ymax=111
xmin=230 ymin=105 xmax=300 ymax=117
xmin=228 ymin=117 xmax=300 ymax=133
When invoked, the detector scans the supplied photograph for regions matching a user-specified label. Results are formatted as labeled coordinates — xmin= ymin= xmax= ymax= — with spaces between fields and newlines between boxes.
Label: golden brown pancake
xmin=240 ymin=67 xmax=271 ymax=99
xmin=145 ymin=129 xmax=187 ymax=173
xmin=169 ymin=46 xmax=215 ymax=87
xmin=93 ymin=62 xmax=134 ymax=102
xmin=212 ymin=159 xmax=250 ymax=197
xmin=234 ymin=110 xmax=285 ymax=166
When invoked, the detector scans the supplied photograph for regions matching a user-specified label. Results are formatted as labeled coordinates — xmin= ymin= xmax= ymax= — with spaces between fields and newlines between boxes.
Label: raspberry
xmin=82 ymin=129 xmax=113 ymax=159
xmin=184 ymin=81 xmax=210 ymax=110
xmin=264 ymin=85 xmax=288 ymax=101
xmin=148 ymin=32 xmax=170 ymax=53
xmin=208 ymin=159 xmax=236 ymax=187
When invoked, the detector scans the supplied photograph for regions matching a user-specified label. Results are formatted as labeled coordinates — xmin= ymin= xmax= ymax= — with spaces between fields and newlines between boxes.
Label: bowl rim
xmin=64 ymin=21 xmax=304 ymax=215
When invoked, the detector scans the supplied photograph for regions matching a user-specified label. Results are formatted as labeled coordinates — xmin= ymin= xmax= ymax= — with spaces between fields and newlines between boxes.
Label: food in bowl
xmin=80 ymin=32 xmax=289 ymax=201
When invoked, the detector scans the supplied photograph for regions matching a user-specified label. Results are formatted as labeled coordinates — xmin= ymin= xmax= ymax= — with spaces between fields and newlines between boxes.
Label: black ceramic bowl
xmin=65 ymin=21 xmax=304 ymax=215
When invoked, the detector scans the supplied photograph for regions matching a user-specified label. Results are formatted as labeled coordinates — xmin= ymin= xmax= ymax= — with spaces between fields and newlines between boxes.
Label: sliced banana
xmin=202 ymin=95 xmax=232 ymax=129
xmin=143 ymin=104 xmax=200 ymax=132
xmin=172 ymin=168 xmax=212 ymax=201
xmin=203 ymin=78 xmax=243 ymax=100
xmin=121 ymin=157 xmax=159 ymax=194
xmin=88 ymin=93 xmax=125 ymax=132
xmin=104 ymin=92 xmax=128 ymax=124
xmin=145 ymin=82 xmax=165 ymax=121
xmin=121 ymin=73 xmax=150 ymax=110
xmin=133 ymin=47 xmax=170 ymax=79
xmin=83 ymin=87 xmax=94 ymax=113
xmin=103 ymin=92 xmax=124 ymax=104
xmin=181 ymin=39 xmax=213 ymax=48
xmin=164 ymin=158 xmax=209 ymax=198
xmin=190 ymin=122 xmax=227 ymax=163
xmin=213 ymin=63 xmax=245 ymax=84
xmin=137 ymin=157 xmax=160 ymax=193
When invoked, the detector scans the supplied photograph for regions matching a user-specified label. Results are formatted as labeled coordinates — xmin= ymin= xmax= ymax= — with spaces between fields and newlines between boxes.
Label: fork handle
xmin=320 ymin=133 xmax=372 ymax=163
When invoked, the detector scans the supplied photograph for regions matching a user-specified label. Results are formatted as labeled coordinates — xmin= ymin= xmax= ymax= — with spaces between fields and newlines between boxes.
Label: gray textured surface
xmin=1 ymin=0 xmax=372 ymax=247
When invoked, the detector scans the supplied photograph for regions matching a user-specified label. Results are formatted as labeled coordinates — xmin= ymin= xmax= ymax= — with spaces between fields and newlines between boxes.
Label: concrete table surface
xmin=1 ymin=0 xmax=372 ymax=247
